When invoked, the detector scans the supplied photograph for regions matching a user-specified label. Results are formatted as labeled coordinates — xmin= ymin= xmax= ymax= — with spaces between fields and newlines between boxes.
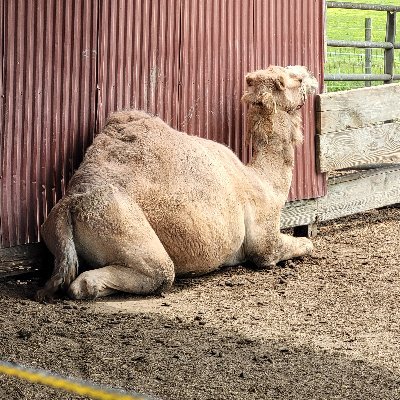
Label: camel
xmin=36 ymin=65 xmax=318 ymax=301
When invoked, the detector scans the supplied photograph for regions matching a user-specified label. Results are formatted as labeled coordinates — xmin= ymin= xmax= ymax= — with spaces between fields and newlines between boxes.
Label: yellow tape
xmin=0 ymin=361 xmax=149 ymax=400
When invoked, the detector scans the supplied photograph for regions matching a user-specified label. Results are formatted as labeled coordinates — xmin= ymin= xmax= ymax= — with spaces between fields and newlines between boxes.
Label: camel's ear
xmin=274 ymin=76 xmax=285 ymax=91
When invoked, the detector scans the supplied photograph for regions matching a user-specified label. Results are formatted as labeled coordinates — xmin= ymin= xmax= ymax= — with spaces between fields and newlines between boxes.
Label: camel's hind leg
xmin=36 ymin=201 xmax=79 ymax=301
xmin=68 ymin=261 xmax=174 ymax=299
xmin=67 ymin=189 xmax=175 ymax=299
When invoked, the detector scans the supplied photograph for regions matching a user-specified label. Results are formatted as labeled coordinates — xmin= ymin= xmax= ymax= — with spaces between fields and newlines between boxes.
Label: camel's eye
xmin=246 ymin=77 xmax=254 ymax=87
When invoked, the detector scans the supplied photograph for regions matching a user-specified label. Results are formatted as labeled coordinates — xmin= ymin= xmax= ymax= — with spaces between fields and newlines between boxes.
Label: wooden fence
xmin=281 ymin=82 xmax=400 ymax=231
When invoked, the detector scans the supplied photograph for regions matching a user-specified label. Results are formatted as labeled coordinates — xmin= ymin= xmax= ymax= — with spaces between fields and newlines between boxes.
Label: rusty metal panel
xmin=0 ymin=0 xmax=98 ymax=247
xmin=97 ymin=0 xmax=181 ymax=128
xmin=178 ymin=0 xmax=254 ymax=163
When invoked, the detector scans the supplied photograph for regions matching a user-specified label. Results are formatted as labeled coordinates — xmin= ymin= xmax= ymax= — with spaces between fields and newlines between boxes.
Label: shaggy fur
xmin=37 ymin=65 xmax=318 ymax=300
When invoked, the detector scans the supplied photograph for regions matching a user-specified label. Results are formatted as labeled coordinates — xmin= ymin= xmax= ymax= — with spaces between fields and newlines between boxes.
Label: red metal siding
xmin=0 ymin=0 xmax=326 ymax=248
xmin=97 ymin=0 xmax=181 ymax=128
xmin=0 ymin=0 xmax=98 ymax=247
xmin=178 ymin=0 xmax=254 ymax=163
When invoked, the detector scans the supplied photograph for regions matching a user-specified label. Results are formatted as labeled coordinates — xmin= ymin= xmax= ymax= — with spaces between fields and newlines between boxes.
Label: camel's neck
xmin=247 ymin=108 xmax=302 ymax=200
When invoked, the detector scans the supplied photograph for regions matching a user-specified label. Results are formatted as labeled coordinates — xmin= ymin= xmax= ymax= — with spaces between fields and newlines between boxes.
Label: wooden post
xmin=365 ymin=18 xmax=372 ymax=87
xmin=293 ymin=223 xmax=318 ymax=238
xmin=384 ymin=11 xmax=396 ymax=84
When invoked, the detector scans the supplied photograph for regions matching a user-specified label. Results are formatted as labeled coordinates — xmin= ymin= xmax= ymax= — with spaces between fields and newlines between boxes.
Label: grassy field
xmin=326 ymin=0 xmax=400 ymax=91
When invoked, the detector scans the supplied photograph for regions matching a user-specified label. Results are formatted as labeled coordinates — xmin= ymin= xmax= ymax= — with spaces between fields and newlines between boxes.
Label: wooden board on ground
xmin=0 ymin=243 xmax=47 ymax=278
xmin=281 ymin=165 xmax=400 ymax=228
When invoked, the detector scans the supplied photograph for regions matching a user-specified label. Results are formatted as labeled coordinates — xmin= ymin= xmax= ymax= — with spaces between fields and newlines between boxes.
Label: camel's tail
xmin=36 ymin=201 xmax=78 ymax=301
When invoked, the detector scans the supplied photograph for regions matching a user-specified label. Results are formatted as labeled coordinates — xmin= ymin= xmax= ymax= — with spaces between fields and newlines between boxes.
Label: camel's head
xmin=242 ymin=65 xmax=318 ymax=112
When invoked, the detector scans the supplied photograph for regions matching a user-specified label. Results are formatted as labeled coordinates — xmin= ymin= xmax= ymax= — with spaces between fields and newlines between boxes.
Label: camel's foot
xmin=249 ymin=233 xmax=313 ymax=269
xmin=277 ymin=234 xmax=313 ymax=262
xmin=35 ymin=273 xmax=65 ymax=302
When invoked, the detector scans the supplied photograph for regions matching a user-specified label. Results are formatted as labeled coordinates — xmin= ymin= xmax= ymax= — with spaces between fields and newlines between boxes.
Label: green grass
xmin=326 ymin=0 xmax=400 ymax=91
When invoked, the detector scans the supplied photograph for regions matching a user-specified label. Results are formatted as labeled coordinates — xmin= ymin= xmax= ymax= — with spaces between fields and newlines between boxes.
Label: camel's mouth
xmin=285 ymin=65 xmax=319 ymax=95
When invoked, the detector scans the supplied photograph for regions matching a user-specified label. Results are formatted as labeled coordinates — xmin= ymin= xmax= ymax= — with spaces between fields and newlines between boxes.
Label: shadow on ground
xmin=0 ymin=284 xmax=399 ymax=400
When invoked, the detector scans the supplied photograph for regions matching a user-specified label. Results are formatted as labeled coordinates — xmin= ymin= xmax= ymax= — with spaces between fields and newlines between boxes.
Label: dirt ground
xmin=0 ymin=206 xmax=399 ymax=400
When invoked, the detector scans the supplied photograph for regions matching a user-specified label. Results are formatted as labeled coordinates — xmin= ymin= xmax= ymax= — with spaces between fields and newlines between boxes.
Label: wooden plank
xmin=0 ymin=243 xmax=47 ymax=278
xmin=281 ymin=199 xmax=317 ymax=229
xmin=318 ymin=166 xmax=400 ymax=221
xmin=316 ymin=83 xmax=400 ymax=134
xmin=317 ymin=121 xmax=400 ymax=172
xmin=281 ymin=166 xmax=400 ymax=228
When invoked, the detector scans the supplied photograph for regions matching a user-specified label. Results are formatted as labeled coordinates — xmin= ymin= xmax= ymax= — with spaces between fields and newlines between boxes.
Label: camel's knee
xmin=295 ymin=237 xmax=314 ymax=254
xmin=138 ymin=258 xmax=175 ymax=294
xmin=248 ymin=234 xmax=313 ymax=269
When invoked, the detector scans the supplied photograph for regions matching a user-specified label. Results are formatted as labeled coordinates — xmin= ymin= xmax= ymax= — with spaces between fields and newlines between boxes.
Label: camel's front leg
xmin=274 ymin=233 xmax=313 ymax=262
xmin=249 ymin=233 xmax=313 ymax=268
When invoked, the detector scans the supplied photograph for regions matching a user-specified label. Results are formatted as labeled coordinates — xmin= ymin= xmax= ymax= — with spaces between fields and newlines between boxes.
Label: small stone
xmin=132 ymin=354 xmax=146 ymax=362
xmin=279 ymin=347 xmax=290 ymax=354
xmin=169 ymin=341 xmax=182 ymax=348
xmin=211 ymin=349 xmax=222 ymax=357
xmin=17 ymin=329 xmax=32 ymax=340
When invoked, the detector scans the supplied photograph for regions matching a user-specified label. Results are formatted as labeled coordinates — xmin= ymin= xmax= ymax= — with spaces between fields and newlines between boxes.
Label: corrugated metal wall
xmin=0 ymin=0 xmax=99 ymax=247
xmin=96 ymin=0 xmax=182 ymax=128
xmin=0 ymin=0 xmax=326 ymax=248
